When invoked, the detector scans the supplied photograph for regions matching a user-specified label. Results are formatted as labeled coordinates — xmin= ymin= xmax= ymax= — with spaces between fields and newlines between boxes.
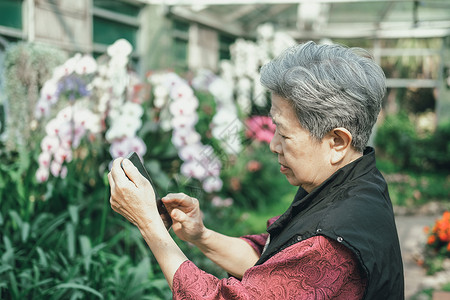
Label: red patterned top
xmin=172 ymin=233 xmax=367 ymax=299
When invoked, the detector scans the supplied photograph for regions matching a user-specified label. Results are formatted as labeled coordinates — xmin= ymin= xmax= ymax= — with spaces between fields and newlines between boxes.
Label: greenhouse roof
xmin=144 ymin=0 xmax=450 ymax=39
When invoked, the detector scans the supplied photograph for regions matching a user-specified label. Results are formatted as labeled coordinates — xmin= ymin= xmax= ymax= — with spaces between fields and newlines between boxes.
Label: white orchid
xmin=107 ymin=39 xmax=133 ymax=59
xmin=36 ymin=39 xmax=147 ymax=182
xmin=75 ymin=55 xmax=98 ymax=75
xmin=150 ymin=72 xmax=224 ymax=192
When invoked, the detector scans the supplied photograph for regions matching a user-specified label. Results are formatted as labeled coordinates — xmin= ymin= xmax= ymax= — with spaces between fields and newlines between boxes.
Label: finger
xmin=163 ymin=193 xmax=196 ymax=207
xmin=107 ymin=171 xmax=116 ymax=190
xmin=170 ymin=208 xmax=187 ymax=223
xmin=163 ymin=193 xmax=188 ymax=200
xmin=109 ymin=196 xmax=120 ymax=212
xmin=110 ymin=158 xmax=128 ymax=185
xmin=121 ymin=158 xmax=147 ymax=187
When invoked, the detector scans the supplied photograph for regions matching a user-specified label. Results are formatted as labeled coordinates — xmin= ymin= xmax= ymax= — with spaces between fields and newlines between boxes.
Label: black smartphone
xmin=121 ymin=152 xmax=172 ymax=230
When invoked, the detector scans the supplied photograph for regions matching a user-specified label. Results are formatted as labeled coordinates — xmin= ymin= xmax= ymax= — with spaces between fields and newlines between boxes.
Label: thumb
xmin=171 ymin=208 xmax=187 ymax=223
xmin=121 ymin=158 xmax=147 ymax=186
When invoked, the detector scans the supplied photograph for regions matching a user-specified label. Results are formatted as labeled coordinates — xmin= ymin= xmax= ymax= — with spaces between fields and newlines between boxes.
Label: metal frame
xmin=162 ymin=0 xmax=450 ymax=39
xmin=145 ymin=0 xmax=443 ymax=5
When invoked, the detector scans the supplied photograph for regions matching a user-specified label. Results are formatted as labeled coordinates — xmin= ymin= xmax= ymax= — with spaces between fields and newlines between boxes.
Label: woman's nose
xmin=269 ymin=134 xmax=282 ymax=154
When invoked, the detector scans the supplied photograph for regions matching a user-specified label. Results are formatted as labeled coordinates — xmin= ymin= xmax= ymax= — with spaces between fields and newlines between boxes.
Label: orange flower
xmin=447 ymin=243 xmax=450 ymax=252
xmin=428 ymin=235 xmax=436 ymax=245
xmin=424 ymin=226 xmax=430 ymax=234
xmin=443 ymin=211 xmax=450 ymax=220
xmin=439 ymin=232 xmax=449 ymax=242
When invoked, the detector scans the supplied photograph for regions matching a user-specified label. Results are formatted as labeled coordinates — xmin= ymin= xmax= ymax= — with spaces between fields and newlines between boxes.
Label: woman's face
xmin=269 ymin=94 xmax=333 ymax=193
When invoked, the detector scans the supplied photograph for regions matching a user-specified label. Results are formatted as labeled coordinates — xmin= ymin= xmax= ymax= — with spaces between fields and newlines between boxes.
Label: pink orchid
xmin=36 ymin=167 xmax=50 ymax=183
xmin=202 ymin=176 xmax=223 ymax=193
xmin=245 ymin=116 xmax=276 ymax=144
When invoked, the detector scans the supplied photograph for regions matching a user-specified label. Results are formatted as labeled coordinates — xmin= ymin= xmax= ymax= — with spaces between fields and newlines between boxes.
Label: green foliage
xmin=219 ymin=141 xmax=297 ymax=211
xmin=195 ymin=90 xmax=217 ymax=140
xmin=416 ymin=121 xmax=450 ymax=171
xmin=0 ymin=204 xmax=171 ymax=299
xmin=379 ymin=170 xmax=450 ymax=207
xmin=0 ymin=62 xmax=299 ymax=299
xmin=375 ymin=112 xmax=417 ymax=169
xmin=0 ymin=131 xmax=171 ymax=298
xmin=381 ymin=38 xmax=441 ymax=81
xmin=410 ymin=288 xmax=433 ymax=300
xmin=375 ymin=114 xmax=450 ymax=172
xmin=442 ymin=282 xmax=450 ymax=292
xmin=0 ymin=153 xmax=171 ymax=299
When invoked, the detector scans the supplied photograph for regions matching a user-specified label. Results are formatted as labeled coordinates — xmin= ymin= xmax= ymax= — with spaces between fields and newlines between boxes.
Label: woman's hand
xmin=162 ymin=193 xmax=208 ymax=243
xmin=163 ymin=194 xmax=260 ymax=279
xmin=108 ymin=158 xmax=161 ymax=229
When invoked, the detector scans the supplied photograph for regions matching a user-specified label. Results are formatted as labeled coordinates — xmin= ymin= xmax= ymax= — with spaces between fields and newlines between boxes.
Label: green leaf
xmin=36 ymin=247 xmax=48 ymax=268
xmin=43 ymin=181 xmax=54 ymax=201
xmin=8 ymin=271 xmax=19 ymax=298
xmin=133 ymin=257 xmax=150 ymax=284
xmin=3 ymin=236 xmax=13 ymax=251
xmin=90 ymin=243 xmax=107 ymax=255
xmin=66 ymin=223 xmax=75 ymax=259
xmin=21 ymin=222 xmax=30 ymax=242
xmin=79 ymin=235 xmax=91 ymax=272
xmin=32 ymin=278 xmax=53 ymax=289
xmin=68 ymin=205 xmax=79 ymax=225
xmin=17 ymin=143 xmax=31 ymax=173
xmin=149 ymin=278 xmax=169 ymax=289
xmin=146 ymin=160 xmax=171 ymax=193
xmin=9 ymin=210 xmax=23 ymax=228
xmin=55 ymin=283 xmax=104 ymax=299
xmin=2 ymin=236 xmax=14 ymax=264
xmin=79 ymin=235 xmax=91 ymax=256
xmin=34 ymin=211 xmax=69 ymax=248
xmin=0 ymin=265 xmax=13 ymax=274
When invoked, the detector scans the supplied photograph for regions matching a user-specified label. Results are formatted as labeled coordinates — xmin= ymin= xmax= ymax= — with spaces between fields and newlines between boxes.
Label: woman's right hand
xmin=162 ymin=193 xmax=208 ymax=243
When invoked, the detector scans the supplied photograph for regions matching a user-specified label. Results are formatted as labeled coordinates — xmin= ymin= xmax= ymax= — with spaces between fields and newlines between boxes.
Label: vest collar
xmin=267 ymin=147 xmax=376 ymax=236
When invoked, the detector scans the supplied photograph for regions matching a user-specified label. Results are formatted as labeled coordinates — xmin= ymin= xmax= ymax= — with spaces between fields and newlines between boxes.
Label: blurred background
xmin=0 ymin=0 xmax=449 ymax=299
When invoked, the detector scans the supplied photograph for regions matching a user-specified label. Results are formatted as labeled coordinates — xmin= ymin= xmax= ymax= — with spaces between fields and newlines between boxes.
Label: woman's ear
xmin=328 ymin=127 xmax=353 ymax=165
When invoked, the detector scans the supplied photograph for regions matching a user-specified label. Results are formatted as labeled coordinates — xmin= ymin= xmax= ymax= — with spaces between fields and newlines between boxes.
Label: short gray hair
xmin=260 ymin=41 xmax=386 ymax=152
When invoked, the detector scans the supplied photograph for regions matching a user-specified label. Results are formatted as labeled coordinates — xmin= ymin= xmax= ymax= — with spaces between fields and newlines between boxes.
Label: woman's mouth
xmin=280 ymin=163 xmax=290 ymax=173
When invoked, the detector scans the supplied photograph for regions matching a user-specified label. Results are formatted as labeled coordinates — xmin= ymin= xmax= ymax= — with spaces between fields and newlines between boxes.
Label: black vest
xmin=256 ymin=148 xmax=404 ymax=299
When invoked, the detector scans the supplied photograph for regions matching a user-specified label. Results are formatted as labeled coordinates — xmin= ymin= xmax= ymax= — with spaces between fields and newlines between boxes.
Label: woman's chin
xmin=283 ymin=174 xmax=300 ymax=186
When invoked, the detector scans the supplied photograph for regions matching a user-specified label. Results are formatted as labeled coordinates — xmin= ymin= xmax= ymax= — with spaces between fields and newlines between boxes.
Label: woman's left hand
xmin=108 ymin=157 xmax=161 ymax=229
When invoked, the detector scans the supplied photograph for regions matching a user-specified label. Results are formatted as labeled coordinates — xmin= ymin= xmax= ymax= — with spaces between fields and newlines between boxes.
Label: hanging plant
xmin=2 ymin=42 xmax=66 ymax=152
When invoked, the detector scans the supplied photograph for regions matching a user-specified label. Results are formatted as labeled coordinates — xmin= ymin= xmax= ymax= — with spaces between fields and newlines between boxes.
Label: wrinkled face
xmin=269 ymin=94 xmax=333 ymax=193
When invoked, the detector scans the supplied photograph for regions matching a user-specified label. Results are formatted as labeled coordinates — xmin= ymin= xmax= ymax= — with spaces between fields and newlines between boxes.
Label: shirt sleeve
xmin=239 ymin=234 xmax=268 ymax=256
xmin=172 ymin=235 xmax=367 ymax=300
xmin=239 ymin=216 xmax=280 ymax=256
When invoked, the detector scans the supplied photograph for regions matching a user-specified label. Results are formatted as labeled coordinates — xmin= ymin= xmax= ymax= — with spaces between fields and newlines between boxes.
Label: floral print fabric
xmin=173 ymin=235 xmax=367 ymax=299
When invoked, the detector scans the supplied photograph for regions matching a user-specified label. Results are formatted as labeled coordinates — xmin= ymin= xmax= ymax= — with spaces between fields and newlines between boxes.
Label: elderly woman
xmin=108 ymin=41 xmax=404 ymax=299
